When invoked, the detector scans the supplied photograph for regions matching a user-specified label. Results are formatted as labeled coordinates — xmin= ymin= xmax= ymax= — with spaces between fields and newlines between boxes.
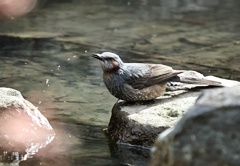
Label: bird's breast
xmin=103 ymin=72 xmax=126 ymax=95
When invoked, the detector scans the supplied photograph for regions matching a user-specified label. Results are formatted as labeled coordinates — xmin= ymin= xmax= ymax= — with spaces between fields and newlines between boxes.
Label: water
xmin=0 ymin=0 xmax=240 ymax=165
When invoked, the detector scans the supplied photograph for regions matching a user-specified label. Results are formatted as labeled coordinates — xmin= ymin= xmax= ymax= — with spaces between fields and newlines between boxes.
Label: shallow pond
xmin=0 ymin=0 xmax=240 ymax=165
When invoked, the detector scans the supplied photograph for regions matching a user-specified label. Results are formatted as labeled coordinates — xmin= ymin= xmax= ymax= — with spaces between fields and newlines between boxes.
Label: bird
xmin=92 ymin=52 xmax=221 ymax=102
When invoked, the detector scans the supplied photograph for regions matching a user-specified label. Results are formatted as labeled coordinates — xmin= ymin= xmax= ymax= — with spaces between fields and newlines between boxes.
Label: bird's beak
xmin=92 ymin=53 xmax=103 ymax=61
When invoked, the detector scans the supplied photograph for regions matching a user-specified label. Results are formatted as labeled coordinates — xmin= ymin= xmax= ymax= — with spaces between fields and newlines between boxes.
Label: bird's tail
xmin=171 ymin=70 xmax=223 ymax=86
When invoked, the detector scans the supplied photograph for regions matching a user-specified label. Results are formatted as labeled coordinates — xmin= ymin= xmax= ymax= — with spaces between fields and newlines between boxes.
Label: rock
xmin=0 ymin=87 xmax=54 ymax=163
xmin=149 ymin=85 xmax=240 ymax=166
xmin=106 ymin=91 xmax=200 ymax=147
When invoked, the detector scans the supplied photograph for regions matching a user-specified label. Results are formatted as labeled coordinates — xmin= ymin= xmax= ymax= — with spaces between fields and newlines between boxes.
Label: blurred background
xmin=0 ymin=0 xmax=240 ymax=165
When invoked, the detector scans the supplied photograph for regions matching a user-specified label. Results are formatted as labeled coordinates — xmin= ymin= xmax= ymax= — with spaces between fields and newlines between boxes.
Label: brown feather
xmin=130 ymin=64 xmax=182 ymax=89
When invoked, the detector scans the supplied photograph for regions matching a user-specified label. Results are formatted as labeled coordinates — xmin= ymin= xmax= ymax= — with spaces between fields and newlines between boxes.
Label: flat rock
xmin=106 ymin=75 xmax=240 ymax=147
xmin=149 ymin=85 xmax=240 ymax=166
xmin=106 ymin=91 xmax=199 ymax=147
xmin=0 ymin=87 xmax=54 ymax=163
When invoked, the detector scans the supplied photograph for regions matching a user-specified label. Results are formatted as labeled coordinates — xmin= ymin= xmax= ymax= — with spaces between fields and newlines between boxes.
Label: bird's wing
xmin=125 ymin=63 xmax=182 ymax=89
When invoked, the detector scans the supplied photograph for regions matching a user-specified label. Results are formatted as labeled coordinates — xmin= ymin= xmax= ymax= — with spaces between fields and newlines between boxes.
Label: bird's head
xmin=92 ymin=52 xmax=124 ymax=72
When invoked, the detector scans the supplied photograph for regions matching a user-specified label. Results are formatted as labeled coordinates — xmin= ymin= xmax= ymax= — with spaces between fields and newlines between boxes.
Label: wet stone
xmin=106 ymin=91 xmax=200 ymax=147
xmin=0 ymin=87 xmax=54 ymax=163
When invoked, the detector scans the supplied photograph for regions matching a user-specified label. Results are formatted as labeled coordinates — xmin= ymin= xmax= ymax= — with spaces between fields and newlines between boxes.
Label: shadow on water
xmin=0 ymin=0 xmax=240 ymax=165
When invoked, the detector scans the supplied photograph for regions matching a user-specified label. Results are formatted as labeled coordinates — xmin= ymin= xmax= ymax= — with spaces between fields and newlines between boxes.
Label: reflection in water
xmin=109 ymin=143 xmax=150 ymax=166
xmin=20 ymin=122 xmax=121 ymax=166
xmin=0 ymin=151 xmax=26 ymax=165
